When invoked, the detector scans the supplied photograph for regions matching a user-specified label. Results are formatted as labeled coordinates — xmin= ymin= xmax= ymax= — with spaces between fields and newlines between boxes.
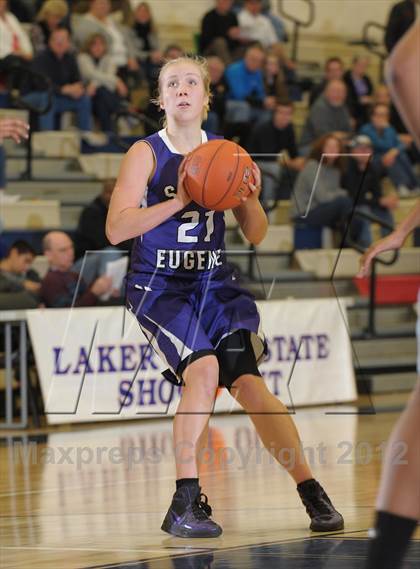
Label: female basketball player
xmin=360 ymin=20 xmax=420 ymax=569
xmin=106 ymin=55 xmax=343 ymax=538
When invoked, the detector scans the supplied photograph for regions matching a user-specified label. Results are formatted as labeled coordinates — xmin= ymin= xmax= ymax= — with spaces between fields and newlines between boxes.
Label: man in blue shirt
xmin=225 ymin=43 xmax=274 ymax=125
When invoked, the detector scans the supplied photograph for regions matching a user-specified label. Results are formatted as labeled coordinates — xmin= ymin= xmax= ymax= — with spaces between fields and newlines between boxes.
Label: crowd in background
xmin=0 ymin=0 xmax=419 ymax=310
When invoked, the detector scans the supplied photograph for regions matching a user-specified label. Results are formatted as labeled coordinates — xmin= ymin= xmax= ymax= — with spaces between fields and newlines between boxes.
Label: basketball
xmin=183 ymin=139 xmax=255 ymax=211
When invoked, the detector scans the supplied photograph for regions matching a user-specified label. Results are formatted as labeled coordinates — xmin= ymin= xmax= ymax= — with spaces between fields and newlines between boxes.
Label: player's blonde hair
xmin=152 ymin=55 xmax=212 ymax=125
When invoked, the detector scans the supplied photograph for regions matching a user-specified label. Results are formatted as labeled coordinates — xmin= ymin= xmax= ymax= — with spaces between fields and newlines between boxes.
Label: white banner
xmin=27 ymin=299 xmax=356 ymax=424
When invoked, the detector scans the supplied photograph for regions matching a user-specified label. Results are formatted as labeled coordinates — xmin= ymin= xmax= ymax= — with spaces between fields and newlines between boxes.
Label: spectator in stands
xmin=0 ymin=240 xmax=40 ymax=296
xmin=202 ymin=56 xmax=227 ymax=134
xmin=343 ymin=55 xmax=374 ymax=128
xmin=73 ymin=0 xmax=141 ymax=90
xmin=291 ymin=134 xmax=363 ymax=245
xmin=78 ymin=33 xmax=129 ymax=132
xmin=40 ymin=230 xmax=113 ymax=308
xmin=263 ymin=0 xmax=287 ymax=41
xmin=131 ymin=2 xmax=163 ymax=83
xmin=26 ymin=27 xmax=93 ymax=132
xmin=200 ymin=0 xmax=242 ymax=64
xmin=299 ymin=79 xmax=353 ymax=155
xmin=342 ymin=135 xmax=398 ymax=247
xmin=263 ymin=52 xmax=288 ymax=102
xmin=374 ymin=83 xmax=420 ymax=165
xmin=30 ymin=0 xmax=69 ymax=55
xmin=225 ymin=44 xmax=273 ymax=129
xmin=308 ymin=57 xmax=344 ymax=107
xmin=237 ymin=0 xmax=293 ymax=69
xmin=384 ymin=0 xmax=418 ymax=53
xmin=360 ymin=103 xmax=420 ymax=196
xmin=74 ymin=178 xmax=131 ymax=259
xmin=246 ymin=99 xmax=305 ymax=201
xmin=0 ymin=0 xmax=33 ymax=62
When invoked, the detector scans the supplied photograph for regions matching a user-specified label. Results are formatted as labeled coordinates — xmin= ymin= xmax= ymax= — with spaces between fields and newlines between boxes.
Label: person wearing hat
xmin=342 ymin=134 xmax=398 ymax=247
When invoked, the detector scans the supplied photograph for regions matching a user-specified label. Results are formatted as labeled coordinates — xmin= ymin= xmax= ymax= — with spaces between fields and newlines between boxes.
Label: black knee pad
xmin=216 ymin=329 xmax=262 ymax=390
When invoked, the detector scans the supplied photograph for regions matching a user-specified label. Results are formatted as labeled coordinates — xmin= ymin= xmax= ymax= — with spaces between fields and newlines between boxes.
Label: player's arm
xmin=386 ymin=21 xmax=420 ymax=148
xmin=358 ymin=199 xmax=420 ymax=276
xmin=106 ymin=142 xmax=190 ymax=245
xmin=232 ymin=163 xmax=268 ymax=245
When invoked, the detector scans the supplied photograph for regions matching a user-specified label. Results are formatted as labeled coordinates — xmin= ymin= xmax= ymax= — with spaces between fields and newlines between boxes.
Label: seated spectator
xmin=74 ymin=178 xmax=130 ymax=259
xmin=299 ymin=79 xmax=353 ymax=155
xmin=24 ymin=27 xmax=92 ymax=132
xmin=343 ymin=55 xmax=374 ymax=127
xmin=131 ymin=2 xmax=163 ymax=84
xmin=225 ymin=44 xmax=273 ymax=129
xmin=246 ymin=99 xmax=305 ymax=201
xmin=374 ymin=83 xmax=420 ymax=163
xmin=258 ymin=0 xmax=287 ymax=42
xmin=78 ymin=33 xmax=129 ymax=132
xmin=0 ymin=0 xmax=33 ymax=63
xmin=237 ymin=0 xmax=292 ymax=69
xmin=200 ymin=0 xmax=242 ymax=64
xmin=342 ymin=135 xmax=397 ymax=247
xmin=30 ymin=0 xmax=69 ymax=55
xmin=263 ymin=52 xmax=288 ymax=102
xmin=0 ymin=240 xmax=40 ymax=297
xmin=309 ymin=57 xmax=344 ymax=107
xmin=202 ymin=56 xmax=227 ymax=134
xmin=291 ymin=134 xmax=363 ymax=245
xmin=73 ymin=0 xmax=141 ymax=90
xmin=40 ymin=231 xmax=114 ymax=308
xmin=360 ymin=103 xmax=420 ymax=196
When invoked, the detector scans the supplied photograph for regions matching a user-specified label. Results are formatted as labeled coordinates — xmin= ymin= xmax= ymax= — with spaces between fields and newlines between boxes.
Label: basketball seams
xmin=211 ymin=142 xmax=241 ymax=209
xmin=201 ymin=140 xmax=229 ymax=207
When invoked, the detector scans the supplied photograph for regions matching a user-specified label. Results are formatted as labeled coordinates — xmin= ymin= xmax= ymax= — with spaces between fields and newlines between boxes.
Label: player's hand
xmin=357 ymin=231 xmax=405 ymax=277
xmin=0 ymin=118 xmax=29 ymax=143
xmin=174 ymin=159 xmax=192 ymax=209
xmin=240 ymin=162 xmax=262 ymax=204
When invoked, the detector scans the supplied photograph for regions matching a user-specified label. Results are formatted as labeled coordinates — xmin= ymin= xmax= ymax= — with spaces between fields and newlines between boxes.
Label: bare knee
xmin=231 ymin=375 xmax=269 ymax=410
xmin=183 ymin=355 xmax=219 ymax=400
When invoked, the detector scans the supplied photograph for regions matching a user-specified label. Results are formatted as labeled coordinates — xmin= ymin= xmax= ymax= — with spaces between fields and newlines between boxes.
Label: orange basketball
xmin=183 ymin=139 xmax=254 ymax=211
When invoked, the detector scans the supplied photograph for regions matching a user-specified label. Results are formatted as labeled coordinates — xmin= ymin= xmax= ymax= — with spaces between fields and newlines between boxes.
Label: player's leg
xmin=126 ymin=281 xmax=222 ymax=538
xmin=173 ymin=355 xmax=218 ymax=480
xmin=217 ymin=330 xmax=344 ymax=531
xmin=364 ymin=378 xmax=420 ymax=569
xmin=162 ymin=354 xmax=223 ymax=538
xmin=231 ymin=374 xmax=312 ymax=483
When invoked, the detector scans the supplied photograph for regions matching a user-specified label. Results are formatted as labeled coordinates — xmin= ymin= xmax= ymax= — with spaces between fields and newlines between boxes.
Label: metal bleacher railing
xmin=277 ymin=0 xmax=315 ymax=62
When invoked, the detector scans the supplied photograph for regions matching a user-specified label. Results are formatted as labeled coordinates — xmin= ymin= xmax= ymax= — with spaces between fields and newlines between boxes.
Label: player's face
xmin=160 ymin=63 xmax=208 ymax=124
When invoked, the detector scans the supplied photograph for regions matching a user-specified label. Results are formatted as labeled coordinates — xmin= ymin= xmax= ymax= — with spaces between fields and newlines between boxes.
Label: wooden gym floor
xmin=1 ymin=394 xmax=419 ymax=569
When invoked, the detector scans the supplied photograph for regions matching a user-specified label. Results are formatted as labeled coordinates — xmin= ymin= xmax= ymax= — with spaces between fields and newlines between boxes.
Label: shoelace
xmin=303 ymin=489 xmax=333 ymax=516
xmin=191 ymin=493 xmax=213 ymax=520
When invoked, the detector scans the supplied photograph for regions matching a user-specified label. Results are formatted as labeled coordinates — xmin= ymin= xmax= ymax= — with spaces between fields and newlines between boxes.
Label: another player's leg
xmin=161 ymin=355 xmax=223 ymax=538
xmin=364 ymin=378 xmax=420 ymax=569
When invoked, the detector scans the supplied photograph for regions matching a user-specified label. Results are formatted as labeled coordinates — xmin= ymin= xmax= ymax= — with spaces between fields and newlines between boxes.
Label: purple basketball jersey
xmin=130 ymin=129 xmax=227 ymax=280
